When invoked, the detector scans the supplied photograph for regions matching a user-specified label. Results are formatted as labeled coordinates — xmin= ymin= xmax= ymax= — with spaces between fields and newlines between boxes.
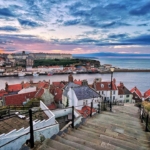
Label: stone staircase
xmin=37 ymin=104 xmax=150 ymax=150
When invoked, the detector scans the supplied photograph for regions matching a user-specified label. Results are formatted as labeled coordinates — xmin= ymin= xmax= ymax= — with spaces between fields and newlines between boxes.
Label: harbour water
xmin=0 ymin=56 xmax=150 ymax=94
xmin=0 ymin=72 xmax=150 ymax=94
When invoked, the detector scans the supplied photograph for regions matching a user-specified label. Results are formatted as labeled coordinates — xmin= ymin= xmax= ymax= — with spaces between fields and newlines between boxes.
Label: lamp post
xmin=110 ymin=67 xmax=114 ymax=112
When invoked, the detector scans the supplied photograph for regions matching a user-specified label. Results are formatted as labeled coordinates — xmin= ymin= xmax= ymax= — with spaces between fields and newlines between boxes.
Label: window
xmin=108 ymin=84 xmax=111 ymax=88
xmin=102 ymin=91 xmax=104 ymax=94
xmin=126 ymin=95 xmax=129 ymax=98
xmin=120 ymin=95 xmax=123 ymax=98
xmin=113 ymin=91 xmax=115 ymax=94
xmin=126 ymin=100 xmax=129 ymax=103
xmin=83 ymin=102 xmax=86 ymax=105
xmin=101 ymin=84 xmax=104 ymax=88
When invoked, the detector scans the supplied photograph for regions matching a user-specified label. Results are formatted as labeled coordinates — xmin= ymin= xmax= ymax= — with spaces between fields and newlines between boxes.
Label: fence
xmin=0 ymin=102 xmax=40 ymax=119
xmin=139 ymin=106 xmax=150 ymax=132
xmin=0 ymin=100 xmax=117 ymax=149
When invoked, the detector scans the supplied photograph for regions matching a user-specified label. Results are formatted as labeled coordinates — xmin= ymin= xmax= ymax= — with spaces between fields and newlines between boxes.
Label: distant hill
xmin=73 ymin=52 xmax=150 ymax=58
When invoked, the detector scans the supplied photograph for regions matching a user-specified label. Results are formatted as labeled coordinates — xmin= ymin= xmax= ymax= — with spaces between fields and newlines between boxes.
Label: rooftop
xmin=72 ymin=85 xmax=100 ymax=100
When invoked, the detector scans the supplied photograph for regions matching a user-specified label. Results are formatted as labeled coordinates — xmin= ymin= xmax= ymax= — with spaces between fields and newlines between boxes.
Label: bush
xmin=142 ymin=101 xmax=150 ymax=112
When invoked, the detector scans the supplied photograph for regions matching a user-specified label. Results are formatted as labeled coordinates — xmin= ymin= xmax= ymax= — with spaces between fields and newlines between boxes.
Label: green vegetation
xmin=142 ymin=101 xmax=150 ymax=111
xmin=33 ymin=58 xmax=100 ymax=67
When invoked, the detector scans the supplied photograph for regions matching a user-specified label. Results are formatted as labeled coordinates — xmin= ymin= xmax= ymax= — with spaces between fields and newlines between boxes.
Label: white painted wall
xmin=0 ymin=101 xmax=58 ymax=149
xmin=99 ymin=90 xmax=118 ymax=101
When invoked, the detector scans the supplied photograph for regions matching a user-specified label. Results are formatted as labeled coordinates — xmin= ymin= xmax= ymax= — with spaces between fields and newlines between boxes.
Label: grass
xmin=142 ymin=101 xmax=150 ymax=112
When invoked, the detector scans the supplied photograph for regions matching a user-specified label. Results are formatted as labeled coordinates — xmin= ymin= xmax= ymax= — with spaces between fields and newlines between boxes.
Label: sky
xmin=0 ymin=0 xmax=150 ymax=54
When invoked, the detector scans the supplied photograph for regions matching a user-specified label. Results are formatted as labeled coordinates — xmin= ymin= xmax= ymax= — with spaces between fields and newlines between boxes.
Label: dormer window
xmin=101 ymin=84 xmax=104 ymax=88
xmin=108 ymin=84 xmax=111 ymax=88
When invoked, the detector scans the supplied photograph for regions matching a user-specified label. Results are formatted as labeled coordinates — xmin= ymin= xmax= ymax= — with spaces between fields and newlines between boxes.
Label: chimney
xmin=113 ymin=78 xmax=116 ymax=84
xmin=5 ymin=82 xmax=8 ymax=92
xmin=82 ymin=80 xmax=88 ymax=86
xmin=68 ymin=74 xmax=73 ymax=82
xmin=120 ymin=82 xmax=124 ymax=87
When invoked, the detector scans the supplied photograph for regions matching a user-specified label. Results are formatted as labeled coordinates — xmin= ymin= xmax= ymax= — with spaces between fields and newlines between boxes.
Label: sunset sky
xmin=0 ymin=0 xmax=150 ymax=54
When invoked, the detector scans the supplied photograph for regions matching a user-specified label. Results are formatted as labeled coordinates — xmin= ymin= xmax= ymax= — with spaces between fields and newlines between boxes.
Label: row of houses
xmin=0 ymin=75 xmax=149 ymax=110
xmin=0 ymin=52 xmax=72 ymax=67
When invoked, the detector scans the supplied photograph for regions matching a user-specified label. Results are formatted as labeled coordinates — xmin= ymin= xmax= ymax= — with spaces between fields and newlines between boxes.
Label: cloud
xmin=138 ymin=23 xmax=148 ymax=26
xmin=108 ymin=34 xmax=128 ymax=39
xmin=0 ymin=26 xmax=19 ymax=32
xmin=64 ymin=19 xmax=80 ymax=26
xmin=0 ymin=8 xmax=14 ymax=17
xmin=129 ymin=2 xmax=150 ymax=16
xmin=18 ymin=19 xmax=41 ymax=27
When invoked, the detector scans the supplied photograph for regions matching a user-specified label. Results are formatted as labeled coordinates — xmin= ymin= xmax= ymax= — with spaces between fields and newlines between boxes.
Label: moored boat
xmin=33 ymin=72 xmax=39 ymax=77
xmin=18 ymin=72 xmax=26 ymax=77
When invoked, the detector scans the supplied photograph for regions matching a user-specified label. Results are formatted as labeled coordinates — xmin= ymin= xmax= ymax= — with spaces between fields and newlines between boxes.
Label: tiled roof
xmin=35 ymin=88 xmax=44 ymax=98
xmin=48 ymin=102 xmax=56 ymax=110
xmin=4 ymin=91 xmax=36 ymax=106
xmin=143 ymin=89 xmax=150 ymax=99
xmin=52 ymin=82 xmax=65 ymax=88
xmin=23 ymin=82 xmax=30 ymax=88
xmin=77 ymin=106 xmax=96 ymax=118
xmin=63 ymin=82 xmax=79 ymax=97
xmin=53 ymin=88 xmax=63 ymax=102
xmin=73 ymin=85 xmax=100 ymax=100
xmin=7 ymin=84 xmax=22 ymax=92
xmin=0 ymin=89 xmax=8 ymax=97
xmin=130 ymin=86 xmax=142 ymax=98
xmin=94 ymin=80 xmax=117 ymax=91
xmin=73 ymin=79 xmax=82 ymax=85
xmin=37 ymin=82 xmax=47 ymax=89
xmin=117 ymin=82 xmax=132 ymax=95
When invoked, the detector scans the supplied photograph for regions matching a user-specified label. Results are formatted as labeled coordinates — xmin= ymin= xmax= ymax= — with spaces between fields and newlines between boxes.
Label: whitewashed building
xmin=92 ymin=78 xmax=118 ymax=102
xmin=62 ymin=84 xmax=101 ymax=110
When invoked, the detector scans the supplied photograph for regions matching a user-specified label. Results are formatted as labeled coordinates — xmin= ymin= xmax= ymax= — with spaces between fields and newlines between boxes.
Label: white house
xmin=117 ymin=82 xmax=133 ymax=103
xmin=92 ymin=78 xmax=118 ymax=102
xmin=62 ymin=85 xmax=101 ymax=110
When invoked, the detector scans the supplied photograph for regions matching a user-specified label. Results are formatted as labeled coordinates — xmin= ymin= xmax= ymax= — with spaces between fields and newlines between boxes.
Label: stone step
xmin=90 ymin=114 xmax=142 ymax=129
xmin=61 ymin=132 xmax=108 ymax=150
xmin=70 ymin=128 xmax=126 ymax=150
xmin=40 ymin=138 xmax=77 ymax=150
xmin=86 ymin=118 xmax=147 ymax=138
xmin=54 ymin=135 xmax=95 ymax=150
xmin=81 ymin=122 xmax=149 ymax=146
xmin=38 ymin=144 xmax=57 ymax=150
xmin=80 ymin=124 xmax=142 ymax=145
xmin=76 ymin=127 xmax=146 ymax=150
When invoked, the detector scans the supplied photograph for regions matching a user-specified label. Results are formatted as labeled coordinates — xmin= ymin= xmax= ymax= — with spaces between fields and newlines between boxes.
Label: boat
xmin=47 ymin=72 xmax=53 ymax=76
xmin=18 ymin=72 xmax=26 ymax=77
xmin=33 ymin=72 xmax=39 ymax=77
xmin=73 ymin=71 xmax=77 ymax=74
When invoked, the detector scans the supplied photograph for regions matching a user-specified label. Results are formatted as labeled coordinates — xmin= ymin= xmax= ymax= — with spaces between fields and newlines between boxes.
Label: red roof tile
xmin=144 ymin=89 xmax=150 ymax=99
xmin=77 ymin=106 xmax=96 ymax=118
xmin=74 ymin=79 xmax=82 ymax=85
xmin=7 ymin=84 xmax=22 ymax=92
xmin=0 ymin=89 xmax=8 ymax=97
xmin=52 ymin=82 xmax=65 ymax=88
xmin=23 ymin=82 xmax=30 ymax=88
xmin=35 ymin=88 xmax=44 ymax=98
xmin=48 ymin=102 xmax=56 ymax=110
xmin=94 ymin=80 xmax=117 ymax=91
xmin=130 ymin=86 xmax=142 ymax=98
xmin=37 ymin=82 xmax=46 ymax=89
xmin=53 ymin=88 xmax=63 ymax=102
xmin=5 ymin=91 xmax=36 ymax=106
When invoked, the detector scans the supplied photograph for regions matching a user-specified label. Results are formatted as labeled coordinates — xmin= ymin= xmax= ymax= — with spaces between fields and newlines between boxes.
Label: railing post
xmin=90 ymin=101 xmax=93 ymax=117
xmin=98 ymin=102 xmax=100 ymax=114
xmin=145 ymin=114 xmax=149 ymax=132
xmin=29 ymin=109 xmax=34 ymax=148
xmin=72 ymin=106 xmax=74 ymax=128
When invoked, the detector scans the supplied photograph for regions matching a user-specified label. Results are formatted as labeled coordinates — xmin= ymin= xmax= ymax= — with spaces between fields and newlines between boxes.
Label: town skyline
xmin=0 ymin=0 xmax=150 ymax=54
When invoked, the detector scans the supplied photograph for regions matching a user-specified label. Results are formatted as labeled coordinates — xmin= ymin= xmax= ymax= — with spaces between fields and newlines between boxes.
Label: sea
xmin=0 ymin=56 xmax=150 ymax=94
